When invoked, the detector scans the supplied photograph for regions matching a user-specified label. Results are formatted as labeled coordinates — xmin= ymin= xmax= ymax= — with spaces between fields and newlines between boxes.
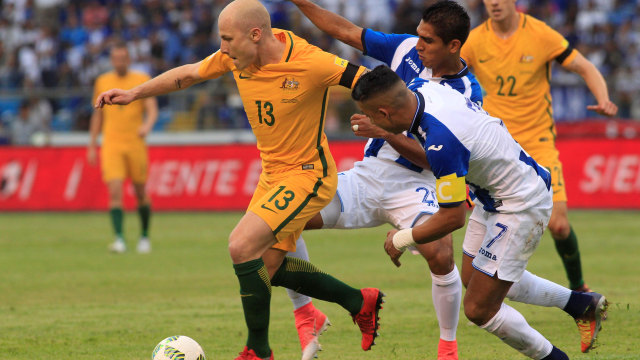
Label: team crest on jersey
xmin=280 ymin=76 xmax=300 ymax=91
xmin=520 ymin=54 xmax=534 ymax=63
xmin=334 ymin=57 xmax=348 ymax=68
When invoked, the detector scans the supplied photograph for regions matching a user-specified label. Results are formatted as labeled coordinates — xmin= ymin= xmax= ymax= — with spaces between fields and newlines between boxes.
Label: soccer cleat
xmin=294 ymin=303 xmax=331 ymax=360
xmin=109 ymin=238 xmax=126 ymax=253
xmin=574 ymin=292 xmax=608 ymax=353
xmin=351 ymin=288 xmax=384 ymax=351
xmin=234 ymin=346 xmax=273 ymax=360
xmin=437 ymin=339 xmax=458 ymax=360
xmin=137 ymin=237 xmax=151 ymax=254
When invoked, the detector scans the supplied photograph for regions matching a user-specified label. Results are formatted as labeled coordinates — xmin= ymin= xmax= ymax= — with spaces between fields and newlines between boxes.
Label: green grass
xmin=0 ymin=211 xmax=638 ymax=359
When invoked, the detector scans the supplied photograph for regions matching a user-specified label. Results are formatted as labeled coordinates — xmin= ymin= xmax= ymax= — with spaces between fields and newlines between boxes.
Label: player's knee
xmin=547 ymin=218 xmax=570 ymax=239
xmin=425 ymin=250 xmax=454 ymax=275
xmin=463 ymin=297 xmax=490 ymax=326
xmin=304 ymin=213 xmax=324 ymax=230
xmin=228 ymin=235 xmax=248 ymax=262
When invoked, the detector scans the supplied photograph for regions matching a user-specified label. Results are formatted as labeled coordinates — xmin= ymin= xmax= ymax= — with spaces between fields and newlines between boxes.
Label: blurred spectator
xmin=0 ymin=0 xmax=638 ymax=142
xmin=10 ymin=98 xmax=50 ymax=146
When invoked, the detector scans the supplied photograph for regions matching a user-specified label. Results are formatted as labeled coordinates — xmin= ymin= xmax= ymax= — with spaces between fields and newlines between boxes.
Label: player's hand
xmin=587 ymin=101 xmax=618 ymax=117
xmin=86 ymin=146 xmax=97 ymax=166
xmin=95 ymin=88 xmax=135 ymax=108
xmin=384 ymin=229 xmax=404 ymax=268
xmin=138 ymin=123 xmax=152 ymax=138
xmin=350 ymin=114 xmax=389 ymax=139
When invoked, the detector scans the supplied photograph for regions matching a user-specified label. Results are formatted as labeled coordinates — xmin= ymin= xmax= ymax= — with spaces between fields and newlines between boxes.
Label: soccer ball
xmin=152 ymin=335 xmax=206 ymax=360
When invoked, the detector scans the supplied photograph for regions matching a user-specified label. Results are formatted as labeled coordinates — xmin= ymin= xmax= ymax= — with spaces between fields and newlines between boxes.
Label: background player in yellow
xmin=461 ymin=0 xmax=618 ymax=297
xmin=88 ymin=42 xmax=158 ymax=254
xmin=94 ymin=1 xmax=382 ymax=359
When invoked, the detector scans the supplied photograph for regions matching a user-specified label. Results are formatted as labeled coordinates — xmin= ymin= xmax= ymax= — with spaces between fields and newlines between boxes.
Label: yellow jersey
xmin=198 ymin=29 xmax=366 ymax=179
xmin=461 ymin=13 xmax=577 ymax=149
xmin=93 ymin=71 xmax=151 ymax=146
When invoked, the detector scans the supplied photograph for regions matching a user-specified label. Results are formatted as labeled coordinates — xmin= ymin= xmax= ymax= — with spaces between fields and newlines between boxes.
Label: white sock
xmin=507 ymin=270 xmax=571 ymax=309
xmin=480 ymin=303 xmax=553 ymax=359
xmin=286 ymin=236 xmax=312 ymax=310
xmin=430 ymin=265 xmax=462 ymax=341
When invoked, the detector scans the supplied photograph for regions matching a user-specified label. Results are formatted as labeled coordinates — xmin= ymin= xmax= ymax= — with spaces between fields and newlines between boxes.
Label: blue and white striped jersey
xmin=407 ymin=78 xmax=552 ymax=213
xmin=361 ymin=28 xmax=483 ymax=172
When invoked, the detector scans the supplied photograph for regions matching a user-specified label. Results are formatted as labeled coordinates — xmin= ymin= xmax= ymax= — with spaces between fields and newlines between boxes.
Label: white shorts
xmin=462 ymin=203 xmax=552 ymax=283
xmin=320 ymin=157 xmax=439 ymax=230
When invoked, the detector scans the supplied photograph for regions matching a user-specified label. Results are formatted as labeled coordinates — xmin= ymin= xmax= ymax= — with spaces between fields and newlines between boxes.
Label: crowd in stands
xmin=0 ymin=0 xmax=638 ymax=145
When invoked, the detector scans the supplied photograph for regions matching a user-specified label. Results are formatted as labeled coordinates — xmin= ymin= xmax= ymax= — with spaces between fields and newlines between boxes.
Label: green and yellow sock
xmin=138 ymin=204 xmax=151 ymax=237
xmin=233 ymin=259 xmax=271 ymax=358
xmin=553 ymin=227 xmax=584 ymax=290
xmin=109 ymin=208 xmax=124 ymax=239
xmin=271 ymin=257 xmax=363 ymax=314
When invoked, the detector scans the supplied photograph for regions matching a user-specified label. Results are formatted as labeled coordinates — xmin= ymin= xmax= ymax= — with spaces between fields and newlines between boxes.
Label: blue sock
xmin=541 ymin=346 xmax=569 ymax=360
xmin=563 ymin=291 xmax=592 ymax=318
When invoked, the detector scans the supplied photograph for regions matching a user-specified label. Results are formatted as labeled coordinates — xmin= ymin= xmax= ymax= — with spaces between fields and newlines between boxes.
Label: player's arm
xmin=350 ymin=114 xmax=430 ymax=169
xmin=384 ymin=204 xmax=466 ymax=267
xmin=561 ymin=51 xmax=618 ymax=117
xmin=289 ymin=0 xmax=364 ymax=51
xmin=95 ymin=62 xmax=205 ymax=108
xmin=87 ymin=107 xmax=102 ymax=166
xmin=139 ymin=96 xmax=159 ymax=138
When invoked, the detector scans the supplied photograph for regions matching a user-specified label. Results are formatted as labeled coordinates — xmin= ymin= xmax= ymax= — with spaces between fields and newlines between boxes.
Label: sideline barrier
xmin=1 ymin=139 xmax=638 ymax=210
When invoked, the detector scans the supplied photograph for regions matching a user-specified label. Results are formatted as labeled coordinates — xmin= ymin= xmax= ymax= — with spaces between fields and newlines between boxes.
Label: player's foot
xmin=351 ymin=288 xmax=384 ymax=351
xmin=575 ymin=292 xmax=608 ymax=353
xmin=437 ymin=339 xmax=458 ymax=360
xmin=572 ymin=283 xmax=592 ymax=293
xmin=109 ymin=238 xmax=126 ymax=253
xmin=294 ymin=303 xmax=331 ymax=360
xmin=137 ymin=237 xmax=151 ymax=254
xmin=234 ymin=346 xmax=273 ymax=360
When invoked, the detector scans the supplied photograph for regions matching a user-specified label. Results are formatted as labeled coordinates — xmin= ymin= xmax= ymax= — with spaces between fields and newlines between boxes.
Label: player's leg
xmin=285 ymin=235 xmax=331 ymax=360
xmin=106 ymin=179 xmax=125 ymax=252
xmin=464 ymin=208 xmax=607 ymax=353
xmin=549 ymin=200 xmax=587 ymax=290
xmin=132 ymin=182 xmax=151 ymax=253
xmin=465 ymin=271 xmax=568 ymax=359
xmin=128 ymin=146 xmax=151 ymax=253
xmin=386 ymin=171 xmax=461 ymax=360
xmin=229 ymin=211 xmax=280 ymax=359
xmin=465 ymin=208 xmax=568 ymax=359
xmin=261 ymin=173 xmax=383 ymax=352
xmin=101 ymin=146 xmax=126 ymax=252
xmin=537 ymin=148 xmax=587 ymax=291
xmin=412 ymin=218 xmax=461 ymax=360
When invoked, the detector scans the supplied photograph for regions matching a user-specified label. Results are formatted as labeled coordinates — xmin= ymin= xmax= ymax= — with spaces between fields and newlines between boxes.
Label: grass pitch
xmin=0 ymin=210 xmax=638 ymax=359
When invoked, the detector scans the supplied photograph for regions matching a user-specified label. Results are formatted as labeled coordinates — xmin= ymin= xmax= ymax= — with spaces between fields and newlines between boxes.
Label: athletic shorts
xmin=320 ymin=157 xmax=439 ymax=230
xmin=462 ymin=203 xmax=552 ymax=283
xmin=100 ymin=143 xmax=148 ymax=183
xmin=523 ymin=141 xmax=567 ymax=203
xmin=248 ymin=169 xmax=337 ymax=252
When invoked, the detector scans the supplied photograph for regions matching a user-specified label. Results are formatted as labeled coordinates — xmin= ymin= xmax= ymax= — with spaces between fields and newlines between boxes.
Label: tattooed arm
xmin=94 ymin=62 xmax=205 ymax=108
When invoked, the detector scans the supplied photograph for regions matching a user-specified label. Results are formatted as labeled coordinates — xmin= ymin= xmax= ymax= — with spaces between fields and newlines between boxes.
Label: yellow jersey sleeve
xmin=197 ymin=50 xmax=234 ymax=80
xmin=539 ymin=23 xmax=577 ymax=66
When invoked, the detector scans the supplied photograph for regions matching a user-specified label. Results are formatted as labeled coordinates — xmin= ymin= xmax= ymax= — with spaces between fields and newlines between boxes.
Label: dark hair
xmin=351 ymin=65 xmax=403 ymax=102
xmin=422 ymin=1 xmax=470 ymax=45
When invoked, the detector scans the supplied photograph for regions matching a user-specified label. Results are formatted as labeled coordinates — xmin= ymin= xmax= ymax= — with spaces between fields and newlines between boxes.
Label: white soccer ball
xmin=152 ymin=335 xmax=206 ymax=360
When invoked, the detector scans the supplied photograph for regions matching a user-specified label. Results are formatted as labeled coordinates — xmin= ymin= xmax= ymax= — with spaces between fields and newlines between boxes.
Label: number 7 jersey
xmin=198 ymin=29 xmax=366 ymax=178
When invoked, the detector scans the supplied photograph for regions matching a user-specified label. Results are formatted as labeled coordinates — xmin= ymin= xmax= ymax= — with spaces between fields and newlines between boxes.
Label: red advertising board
xmin=558 ymin=139 xmax=640 ymax=209
xmin=1 ymin=139 xmax=638 ymax=211
xmin=0 ymin=142 xmax=364 ymax=211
